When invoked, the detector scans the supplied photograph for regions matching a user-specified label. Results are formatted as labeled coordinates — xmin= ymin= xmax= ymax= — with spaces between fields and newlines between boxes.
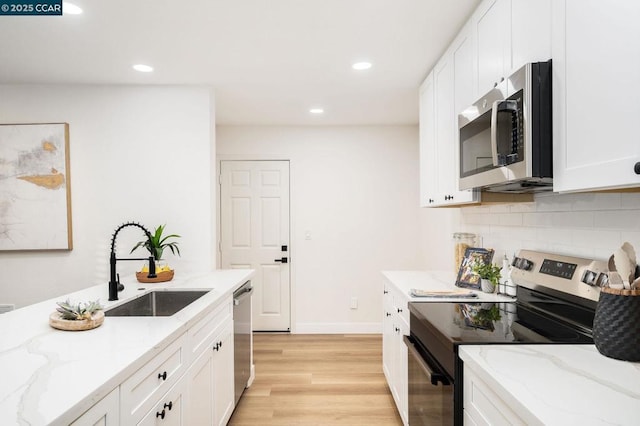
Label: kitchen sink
xmin=105 ymin=290 xmax=210 ymax=317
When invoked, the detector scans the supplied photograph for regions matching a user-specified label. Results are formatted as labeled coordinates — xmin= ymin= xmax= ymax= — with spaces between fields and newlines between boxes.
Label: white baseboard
xmin=293 ymin=322 xmax=382 ymax=334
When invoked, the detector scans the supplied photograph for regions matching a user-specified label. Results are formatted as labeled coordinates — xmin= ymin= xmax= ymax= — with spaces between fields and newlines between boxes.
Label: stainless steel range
xmin=406 ymin=250 xmax=608 ymax=425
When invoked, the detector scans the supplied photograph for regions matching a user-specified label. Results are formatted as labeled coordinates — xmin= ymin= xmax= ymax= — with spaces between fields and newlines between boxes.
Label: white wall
xmin=217 ymin=125 xmax=421 ymax=333
xmin=0 ymin=85 xmax=216 ymax=308
xmin=419 ymin=192 xmax=640 ymax=272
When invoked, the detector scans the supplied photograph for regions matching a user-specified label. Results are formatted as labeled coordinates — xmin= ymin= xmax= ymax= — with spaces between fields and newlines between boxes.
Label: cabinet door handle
xmin=274 ymin=257 xmax=288 ymax=263
xmin=156 ymin=409 xmax=166 ymax=419
xmin=158 ymin=371 xmax=167 ymax=381
xmin=386 ymin=312 xmax=391 ymax=317
xmin=164 ymin=401 xmax=173 ymax=411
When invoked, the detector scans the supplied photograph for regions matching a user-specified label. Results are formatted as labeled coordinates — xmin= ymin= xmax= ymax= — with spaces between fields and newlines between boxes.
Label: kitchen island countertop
xmin=0 ymin=269 xmax=254 ymax=425
xmin=459 ymin=344 xmax=640 ymax=425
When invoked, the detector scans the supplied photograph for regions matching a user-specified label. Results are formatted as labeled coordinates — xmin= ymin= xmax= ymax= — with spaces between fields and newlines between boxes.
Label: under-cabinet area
xmin=0 ymin=270 xmax=253 ymax=425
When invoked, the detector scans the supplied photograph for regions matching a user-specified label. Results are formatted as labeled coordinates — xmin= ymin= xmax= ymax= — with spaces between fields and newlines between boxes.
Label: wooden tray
xmin=136 ymin=270 xmax=174 ymax=283
xmin=49 ymin=311 xmax=104 ymax=331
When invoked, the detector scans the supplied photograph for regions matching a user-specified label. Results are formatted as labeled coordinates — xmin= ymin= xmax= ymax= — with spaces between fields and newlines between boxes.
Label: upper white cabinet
xmin=475 ymin=0 xmax=551 ymax=97
xmin=552 ymin=0 xmax=640 ymax=192
xmin=511 ymin=0 xmax=551 ymax=71
xmin=419 ymin=73 xmax=438 ymax=207
xmin=476 ymin=0 xmax=512 ymax=95
xmin=419 ymin=25 xmax=480 ymax=208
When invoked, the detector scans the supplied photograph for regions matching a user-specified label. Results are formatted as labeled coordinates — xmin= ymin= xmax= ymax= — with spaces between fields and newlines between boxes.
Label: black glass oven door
xmin=404 ymin=336 xmax=453 ymax=425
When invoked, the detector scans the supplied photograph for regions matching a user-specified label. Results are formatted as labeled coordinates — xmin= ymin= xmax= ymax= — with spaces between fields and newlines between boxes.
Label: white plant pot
xmin=481 ymin=279 xmax=496 ymax=293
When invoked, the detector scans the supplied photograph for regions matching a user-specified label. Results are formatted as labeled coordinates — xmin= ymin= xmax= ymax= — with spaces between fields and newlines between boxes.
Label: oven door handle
xmin=403 ymin=335 xmax=449 ymax=386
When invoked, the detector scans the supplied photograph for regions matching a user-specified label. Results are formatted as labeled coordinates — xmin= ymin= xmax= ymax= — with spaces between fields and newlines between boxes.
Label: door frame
xmin=216 ymin=155 xmax=296 ymax=333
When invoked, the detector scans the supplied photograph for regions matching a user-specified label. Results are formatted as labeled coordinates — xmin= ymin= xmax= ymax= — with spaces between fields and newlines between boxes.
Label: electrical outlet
xmin=0 ymin=304 xmax=15 ymax=314
xmin=350 ymin=297 xmax=358 ymax=310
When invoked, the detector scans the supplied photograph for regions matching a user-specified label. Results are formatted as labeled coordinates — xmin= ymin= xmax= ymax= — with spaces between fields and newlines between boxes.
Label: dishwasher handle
xmin=403 ymin=335 xmax=450 ymax=386
xmin=234 ymin=286 xmax=254 ymax=305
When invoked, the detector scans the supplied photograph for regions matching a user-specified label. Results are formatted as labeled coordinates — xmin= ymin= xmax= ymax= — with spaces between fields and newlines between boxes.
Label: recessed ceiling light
xmin=309 ymin=108 xmax=324 ymax=114
xmin=63 ymin=2 xmax=83 ymax=15
xmin=133 ymin=64 xmax=154 ymax=73
xmin=352 ymin=61 xmax=372 ymax=71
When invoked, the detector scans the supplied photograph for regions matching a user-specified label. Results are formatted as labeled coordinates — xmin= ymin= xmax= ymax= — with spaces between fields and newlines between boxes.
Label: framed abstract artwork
xmin=0 ymin=123 xmax=73 ymax=250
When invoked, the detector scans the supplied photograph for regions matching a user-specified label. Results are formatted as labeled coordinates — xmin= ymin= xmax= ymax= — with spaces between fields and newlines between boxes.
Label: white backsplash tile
xmin=459 ymin=193 xmax=640 ymax=262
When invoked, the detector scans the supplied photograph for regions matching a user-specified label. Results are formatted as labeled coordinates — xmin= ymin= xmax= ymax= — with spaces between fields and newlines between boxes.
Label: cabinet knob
xmin=157 ymin=371 xmax=167 ymax=381
xmin=635 ymin=162 xmax=640 ymax=175
xmin=383 ymin=290 xmax=388 ymax=294
xmin=156 ymin=409 xmax=166 ymax=420
xmin=397 ymin=308 xmax=403 ymax=313
xmin=164 ymin=401 xmax=173 ymax=411
xmin=386 ymin=312 xmax=392 ymax=317
xmin=395 ymin=327 xmax=400 ymax=333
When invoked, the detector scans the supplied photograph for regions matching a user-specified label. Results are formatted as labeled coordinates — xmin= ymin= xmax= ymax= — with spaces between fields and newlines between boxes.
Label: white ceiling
xmin=0 ymin=0 xmax=479 ymax=125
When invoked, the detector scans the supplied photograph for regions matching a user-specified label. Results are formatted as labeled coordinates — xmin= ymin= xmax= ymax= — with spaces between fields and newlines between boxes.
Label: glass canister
xmin=453 ymin=232 xmax=477 ymax=274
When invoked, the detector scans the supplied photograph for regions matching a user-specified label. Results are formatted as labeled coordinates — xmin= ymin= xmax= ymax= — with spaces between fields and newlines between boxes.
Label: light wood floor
xmin=228 ymin=334 xmax=403 ymax=426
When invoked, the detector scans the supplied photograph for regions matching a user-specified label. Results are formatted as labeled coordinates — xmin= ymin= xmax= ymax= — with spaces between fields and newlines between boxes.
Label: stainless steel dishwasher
xmin=233 ymin=281 xmax=253 ymax=405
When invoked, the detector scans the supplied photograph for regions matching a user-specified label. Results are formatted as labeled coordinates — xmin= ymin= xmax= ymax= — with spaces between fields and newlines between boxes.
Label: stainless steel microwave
xmin=458 ymin=60 xmax=552 ymax=193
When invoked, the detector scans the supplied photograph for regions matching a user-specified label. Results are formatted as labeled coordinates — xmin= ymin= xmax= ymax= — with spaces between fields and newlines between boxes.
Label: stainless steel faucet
xmin=109 ymin=222 xmax=157 ymax=301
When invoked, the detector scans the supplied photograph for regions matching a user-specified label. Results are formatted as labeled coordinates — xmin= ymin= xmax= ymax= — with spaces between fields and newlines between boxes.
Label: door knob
xmin=275 ymin=257 xmax=288 ymax=263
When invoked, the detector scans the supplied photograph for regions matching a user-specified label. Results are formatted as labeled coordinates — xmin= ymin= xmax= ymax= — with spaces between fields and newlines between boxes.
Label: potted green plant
xmin=472 ymin=260 xmax=501 ymax=293
xmin=130 ymin=224 xmax=181 ymax=260
xmin=131 ymin=224 xmax=180 ymax=281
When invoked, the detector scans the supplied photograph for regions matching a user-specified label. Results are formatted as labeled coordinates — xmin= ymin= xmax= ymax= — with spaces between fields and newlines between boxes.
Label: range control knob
xmin=581 ymin=270 xmax=598 ymax=286
xmin=512 ymin=257 xmax=534 ymax=271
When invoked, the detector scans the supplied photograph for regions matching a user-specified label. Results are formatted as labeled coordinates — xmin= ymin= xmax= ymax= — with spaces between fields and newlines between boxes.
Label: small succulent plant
xmin=56 ymin=299 xmax=103 ymax=321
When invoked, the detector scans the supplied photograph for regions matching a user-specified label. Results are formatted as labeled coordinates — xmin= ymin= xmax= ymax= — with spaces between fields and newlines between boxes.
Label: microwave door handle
xmin=490 ymin=101 xmax=502 ymax=167
xmin=491 ymin=100 xmax=520 ymax=166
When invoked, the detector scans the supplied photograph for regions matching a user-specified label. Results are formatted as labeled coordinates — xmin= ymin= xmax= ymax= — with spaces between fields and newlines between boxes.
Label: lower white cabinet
xmin=463 ymin=364 xmax=525 ymax=425
xmin=73 ymin=295 xmax=238 ymax=426
xmin=70 ymin=387 xmax=119 ymax=426
xmin=187 ymin=318 xmax=235 ymax=426
xmin=138 ymin=378 xmax=186 ymax=426
xmin=382 ymin=280 xmax=409 ymax=426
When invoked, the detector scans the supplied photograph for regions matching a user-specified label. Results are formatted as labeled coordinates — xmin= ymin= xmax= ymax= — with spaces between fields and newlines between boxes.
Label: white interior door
xmin=220 ymin=160 xmax=290 ymax=331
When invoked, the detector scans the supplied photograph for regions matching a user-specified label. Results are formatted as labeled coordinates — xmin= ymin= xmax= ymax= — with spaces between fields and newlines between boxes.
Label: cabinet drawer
xmin=137 ymin=379 xmax=185 ymax=426
xmin=188 ymin=297 xmax=232 ymax=361
xmin=121 ymin=333 xmax=187 ymax=424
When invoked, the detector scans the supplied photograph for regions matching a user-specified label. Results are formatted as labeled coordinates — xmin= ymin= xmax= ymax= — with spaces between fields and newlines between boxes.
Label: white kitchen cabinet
xmin=419 ymin=73 xmax=438 ymax=207
xmin=212 ymin=320 xmax=235 ymax=425
xmin=510 ymin=0 xmax=551 ymax=71
xmin=138 ymin=378 xmax=186 ymax=426
xmin=463 ymin=364 xmax=526 ymax=425
xmin=551 ymin=0 xmax=640 ymax=192
xmin=120 ymin=333 xmax=188 ymax=424
xmin=475 ymin=0 xmax=511 ymax=95
xmin=70 ymin=387 xmax=119 ymax=426
xmin=382 ymin=280 xmax=409 ymax=425
xmin=475 ymin=0 xmax=551 ymax=97
xmin=419 ymin=31 xmax=480 ymax=207
xmin=186 ymin=316 xmax=235 ymax=426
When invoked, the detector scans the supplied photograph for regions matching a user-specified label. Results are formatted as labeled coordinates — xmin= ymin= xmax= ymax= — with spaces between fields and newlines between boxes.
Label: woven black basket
xmin=593 ymin=287 xmax=640 ymax=362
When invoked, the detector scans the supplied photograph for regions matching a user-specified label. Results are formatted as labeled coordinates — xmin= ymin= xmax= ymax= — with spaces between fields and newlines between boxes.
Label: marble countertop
xmin=0 ymin=269 xmax=254 ymax=425
xmin=382 ymin=270 xmax=514 ymax=302
xmin=459 ymin=345 xmax=640 ymax=425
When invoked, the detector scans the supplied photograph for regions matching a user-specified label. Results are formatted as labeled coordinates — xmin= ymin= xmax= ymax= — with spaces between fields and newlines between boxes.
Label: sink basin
xmin=105 ymin=290 xmax=210 ymax=317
